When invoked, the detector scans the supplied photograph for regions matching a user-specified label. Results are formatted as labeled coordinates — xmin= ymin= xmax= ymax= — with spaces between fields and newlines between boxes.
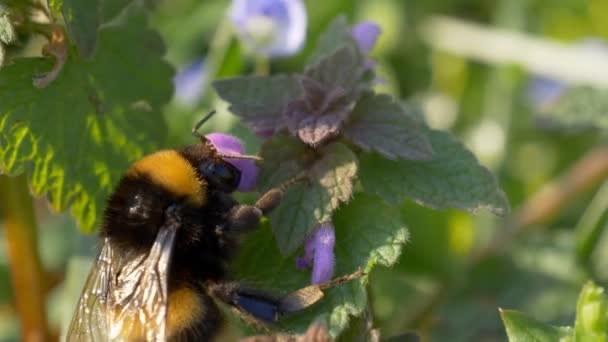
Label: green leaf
xmin=343 ymin=92 xmax=433 ymax=161
xmin=258 ymin=134 xmax=309 ymax=189
xmin=259 ymin=139 xmax=358 ymax=254
xmin=233 ymin=194 xmax=408 ymax=337
xmin=501 ymin=309 xmax=573 ymax=342
xmin=0 ymin=3 xmax=172 ymax=232
xmin=574 ymin=282 xmax=608 ymax=341
xmin=213 ymin=75 xmax=302 ymax=134
xmin=61 ymin=0 xmax=134 ymax=58
xmin=305 ymin=46 xmax=365 ymax=102
xmin=359 ymin=129 xmax=509 ymax=216
xmin=61 ymin=0 xmax=100 ymax=58
xmin=308 ymin=15 xmax=356 ymax=66
xmin=538 ymin=87 xmax=608 ymax=132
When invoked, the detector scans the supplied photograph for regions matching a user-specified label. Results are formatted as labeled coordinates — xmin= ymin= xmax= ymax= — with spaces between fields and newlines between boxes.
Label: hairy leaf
xmin=501 ymin=309 xmax=572 ymax=342
xmin=260 ymin=140 xmax=358 ymax=254
xmin=344 ymin=92 xmax=433 ymax=161
xmin=285 ymin=94 xmax=351 ymax=146
xmin=258 ymin=134 xmax=310 ymax=189
xmin=538 ymin=87 xmax=608 ymax=132
xmin=233 ymin=194 xmax=408 ymax=337
xmin=0 ymin=5 xmax=16 ymax=45
xmin=0 ymin=4 xmax=172 ymax=232
xmin=359 ymin=129 xmax=509 ymax=216
xmin=214 ymin=75 xmax=302 ymax=135
xmin=308 ymin=16 xmax=356 ymax=66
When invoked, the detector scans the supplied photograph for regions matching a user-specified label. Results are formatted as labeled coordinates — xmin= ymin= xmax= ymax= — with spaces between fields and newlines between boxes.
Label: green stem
xmin=0 ymin=174 xmax=50 ymax=341
xmin=254 ymin=55 xmax=270 ymax=76
xmin=200 ymin=16 xmax=234 ymax=102
xmin=575 ymin=180 xmax=608 ymax=264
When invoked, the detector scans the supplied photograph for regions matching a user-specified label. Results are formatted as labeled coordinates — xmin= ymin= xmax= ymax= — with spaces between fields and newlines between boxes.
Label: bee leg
xmin=224 ymin=186 xmax=288 ymax=233
xmin=209 ymin=282 xmax=281 ymax=322
xmin=225 ymin=175 xmax=308 ymax=233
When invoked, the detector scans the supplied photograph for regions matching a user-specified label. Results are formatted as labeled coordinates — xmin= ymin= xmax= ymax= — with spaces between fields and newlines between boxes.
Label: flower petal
xmin=295 ymin=222 xmax=336 ymax=283
xmin=229 ymin=0 xmax=307 ymax=57
xmin=351 ymin=21 xmax=381 ymax=54
xmin=174 ymin=60 xmax=206 ymax=107
xmin=205 ymin=133 xmax=258 ymax=191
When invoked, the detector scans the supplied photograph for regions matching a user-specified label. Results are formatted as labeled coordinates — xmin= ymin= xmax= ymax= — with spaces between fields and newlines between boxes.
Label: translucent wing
xmin=66 ymin=215 xmax=179 ymax=342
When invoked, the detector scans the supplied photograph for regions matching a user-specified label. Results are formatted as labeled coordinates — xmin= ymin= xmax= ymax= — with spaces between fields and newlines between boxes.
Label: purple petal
xmin=311 ymin=247 xmax=334 ymax=284
xmin=205 ymin=133 xmax=258 ymax=191
xmin=528 ymin=77 xmax=565 ymax=108
xmin=351 ymin=22 xmax=381 ymax=54
xmin=174 ymin=60 xmax=206 ymax=106
xmin=295 ymin=222 xmax=336 ymax=284
xmin=229 ymin=0 xmax=307 ymax=57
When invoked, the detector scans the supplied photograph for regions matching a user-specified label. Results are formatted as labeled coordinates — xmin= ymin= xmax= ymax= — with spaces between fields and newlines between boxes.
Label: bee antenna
xmin=192 ymin=110 xmax=217 ymax=140
xmin=219 ymin=153 xmax=263 ymax=162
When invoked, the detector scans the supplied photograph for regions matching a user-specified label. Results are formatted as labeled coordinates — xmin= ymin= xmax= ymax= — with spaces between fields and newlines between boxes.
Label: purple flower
xmin=351 ymin=21 xmax=381 ymax=70
xmin=229 ymin=0 xmax=307 ymax=57
xmin=296 ymin=222 xmax=335 ymax=284
xmin=174 ymin=60 xmax=207 ymax=107
xmin=351 ymin=22 xmax=381 ymax=54
xmin=205 ymin=133 xmax=258 ymax=191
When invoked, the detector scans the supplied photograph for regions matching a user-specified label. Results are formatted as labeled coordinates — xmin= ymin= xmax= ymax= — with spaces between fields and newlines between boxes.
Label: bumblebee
xmin=66 ymin=112 xmax=357 ymax=341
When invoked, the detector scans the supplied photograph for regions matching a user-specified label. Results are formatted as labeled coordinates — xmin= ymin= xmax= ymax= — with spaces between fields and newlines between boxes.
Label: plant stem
xmin=0 ymin=174 xmax=50 ymax=342
xmin=254 ymin=55 xmax=270 ymax=76
xmin=575 ymin=180 xmax=608 ymax=264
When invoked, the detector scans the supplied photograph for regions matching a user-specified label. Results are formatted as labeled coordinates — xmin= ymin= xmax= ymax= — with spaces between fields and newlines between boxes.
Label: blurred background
xmin=2 ymin=0 xmax=608 ymax=340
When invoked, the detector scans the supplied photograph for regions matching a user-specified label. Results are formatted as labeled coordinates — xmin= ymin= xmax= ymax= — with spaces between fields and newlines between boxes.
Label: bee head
xmin=184 ymin=111 xmax=260 ymax=193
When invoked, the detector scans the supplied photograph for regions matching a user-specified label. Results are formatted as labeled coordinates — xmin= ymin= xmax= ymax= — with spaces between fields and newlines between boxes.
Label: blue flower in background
xmin=174 ymin=59 xmax=207 ymax=107
xmin=351 ymin=21 xmax=381 ymax=55
xmin=296 ymin=222 xmax=335 ymax=284
xmin=351 ymin=21 xmax=381 ymax=70
xmin=529 ymin=38 xmax=608 ymax=108
xmin=229 ymin=0 xmax=307 ymax=57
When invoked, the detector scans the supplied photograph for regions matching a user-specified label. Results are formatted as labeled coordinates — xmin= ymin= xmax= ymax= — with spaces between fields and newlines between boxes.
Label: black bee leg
xmin=209 ymin=281 xmax=326 ymax=323
xmin=209 ymin=282 xmax=282 ymax=322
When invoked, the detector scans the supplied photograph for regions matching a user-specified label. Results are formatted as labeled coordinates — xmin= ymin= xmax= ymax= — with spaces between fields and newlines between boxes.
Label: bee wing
xmin=66 ymin=217 xmax=179 ymax=342
xmin=65 ymin=238 xmax=114 ymax=341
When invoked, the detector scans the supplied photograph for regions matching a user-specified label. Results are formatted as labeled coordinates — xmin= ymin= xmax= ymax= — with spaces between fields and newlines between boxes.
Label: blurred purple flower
xmin=351 ymin=22 xmax=381 ymax=55
xmin=174 ymin=60 xmax=207 ymax=107
xmin=205 ymin=133 xmax=258 ymax=192
xmin=529 ymin=37 xmax=608 ymax=108
xmin=296 ymin=222 xmax=335 ymax=284
xmin=229 ymin=0 xmax=307 ymax=57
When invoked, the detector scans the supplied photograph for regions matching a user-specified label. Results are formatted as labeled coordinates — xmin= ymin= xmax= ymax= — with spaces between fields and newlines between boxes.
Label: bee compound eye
xmin=200 ymin=161 xmax=241 ymax=191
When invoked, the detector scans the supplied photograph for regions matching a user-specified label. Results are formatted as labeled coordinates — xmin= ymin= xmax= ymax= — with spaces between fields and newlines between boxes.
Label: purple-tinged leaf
xmin=307 ymin=16 xmax=359 ymax=66
xmin=213 ymin=74 xmax=302 ymax=134
xmin=285 ymin=97 xmax=351 ymax=146
xmin=343 ymin=92 xmax=433 ymax=161
xmin=305 ymin=46 xmax=365 ymax=101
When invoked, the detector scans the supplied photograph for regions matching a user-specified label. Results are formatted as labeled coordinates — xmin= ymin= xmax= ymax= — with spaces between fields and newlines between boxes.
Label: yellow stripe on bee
xmin=128 ymin=150 xmax=206 ymax=207
xmin=167 ymin=286 xmax=206 ymax=338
